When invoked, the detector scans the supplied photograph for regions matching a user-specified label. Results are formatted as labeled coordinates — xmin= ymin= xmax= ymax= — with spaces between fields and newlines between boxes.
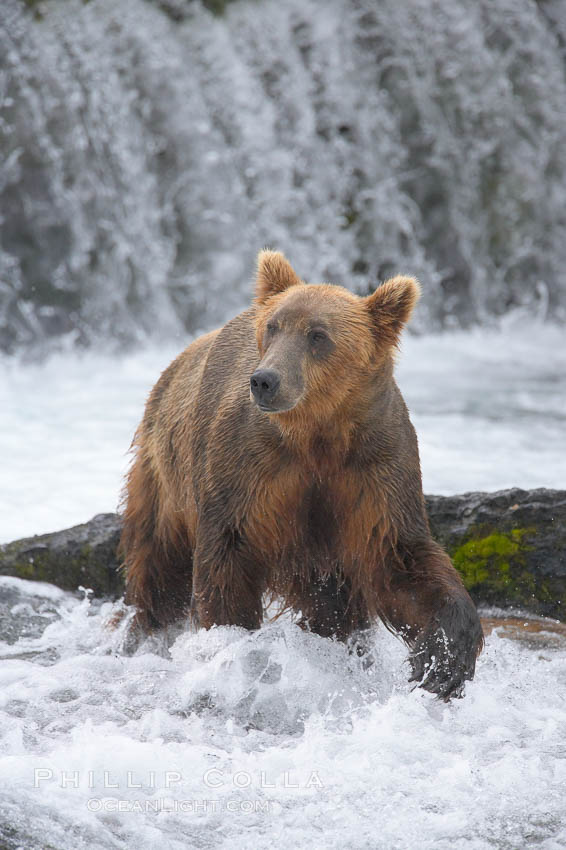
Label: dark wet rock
xmin=1 ymin=488 xmax=565 ymax=618
xmin=426 ymin=488 xmax=566 ymax=619
xmin=0 ymin=513 xmax=123 ymax=597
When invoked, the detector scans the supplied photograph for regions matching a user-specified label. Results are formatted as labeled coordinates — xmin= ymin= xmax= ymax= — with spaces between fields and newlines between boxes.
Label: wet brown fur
xmin=121 ymin=251 xmax=483 ymax=691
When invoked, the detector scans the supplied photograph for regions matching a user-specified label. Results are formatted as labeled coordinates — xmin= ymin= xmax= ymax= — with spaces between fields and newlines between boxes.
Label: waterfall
xmin=1 ymin=0 xmax=565 ymax=354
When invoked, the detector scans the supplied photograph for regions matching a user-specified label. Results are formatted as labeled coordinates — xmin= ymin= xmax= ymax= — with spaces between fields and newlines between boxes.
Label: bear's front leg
xmin=191 ymin=522 xmax=267 ymax=630
xmin=381 ymin=540 xmax=484 ymax=700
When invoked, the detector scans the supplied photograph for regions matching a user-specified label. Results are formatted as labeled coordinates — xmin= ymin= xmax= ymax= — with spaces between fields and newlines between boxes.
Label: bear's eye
xmin=266 ymin=323 xmax=278 ymax=333
xmin=309 ymin=329 xmax=328 ymax=344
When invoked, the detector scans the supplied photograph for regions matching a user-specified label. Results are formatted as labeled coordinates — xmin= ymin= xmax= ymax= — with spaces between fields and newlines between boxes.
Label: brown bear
xmin=120 ymin=250 xmax=483 ymax=699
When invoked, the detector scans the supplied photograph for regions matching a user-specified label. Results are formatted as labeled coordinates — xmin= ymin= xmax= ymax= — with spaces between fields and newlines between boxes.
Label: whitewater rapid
xmin=1 ymin=577 xmax=565 ymax=849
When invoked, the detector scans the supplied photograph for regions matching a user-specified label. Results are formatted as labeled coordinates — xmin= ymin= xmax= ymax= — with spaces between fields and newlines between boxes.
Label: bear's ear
xmin=255 ymin=250 xmax=302 ymax=304
xmin=365 ymin=275 xmax=420 ymax=346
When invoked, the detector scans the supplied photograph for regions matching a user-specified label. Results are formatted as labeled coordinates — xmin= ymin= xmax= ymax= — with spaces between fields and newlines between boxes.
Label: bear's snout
xmin=250 ymin=368 xmax=281 ymax=409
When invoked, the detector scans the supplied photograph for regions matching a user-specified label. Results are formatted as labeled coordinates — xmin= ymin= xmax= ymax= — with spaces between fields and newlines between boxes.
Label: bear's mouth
xmin=251 ymin=395 xmax=298 ymax=414
xmin=257 ymin=402 xmax=294 ymax=413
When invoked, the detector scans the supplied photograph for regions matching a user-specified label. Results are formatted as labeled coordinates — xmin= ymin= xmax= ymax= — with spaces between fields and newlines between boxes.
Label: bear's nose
xmin=250 ymin=369 xmax=281 ymax=407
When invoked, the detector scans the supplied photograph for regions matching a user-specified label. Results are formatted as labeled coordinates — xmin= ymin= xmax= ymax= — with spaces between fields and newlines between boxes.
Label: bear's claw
xmin=408 ymin=599 xmax=483 ymax=701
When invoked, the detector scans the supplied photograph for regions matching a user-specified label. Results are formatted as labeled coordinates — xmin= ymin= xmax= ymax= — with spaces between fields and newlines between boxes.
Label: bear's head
xmin=251 ymin=250 xmax=419 ymax=425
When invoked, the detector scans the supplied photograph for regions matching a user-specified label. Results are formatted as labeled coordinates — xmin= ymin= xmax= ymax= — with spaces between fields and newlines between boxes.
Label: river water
xmin=1 ymin=321 xmax=565 ymax=848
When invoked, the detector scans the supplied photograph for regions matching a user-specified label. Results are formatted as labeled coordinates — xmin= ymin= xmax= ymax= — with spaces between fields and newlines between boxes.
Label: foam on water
xmin=0 ymin=580 xmax=566 ymax=849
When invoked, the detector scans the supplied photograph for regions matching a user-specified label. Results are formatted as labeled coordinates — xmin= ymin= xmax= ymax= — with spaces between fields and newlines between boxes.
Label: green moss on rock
xmin=449 ymin=526 xmax=547 ymax=609
xmin=453 ymin=528 xmax=529 ymax=586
